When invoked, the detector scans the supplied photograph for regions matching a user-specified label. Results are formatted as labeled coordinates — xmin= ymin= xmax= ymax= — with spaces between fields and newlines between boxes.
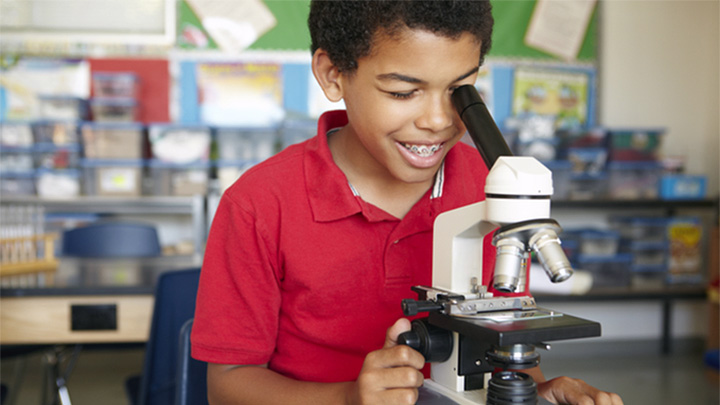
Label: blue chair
xmin=62 ymin=222 xmax=161 ymax=258
xmin=175 ymin=319 xmax=208 ymax=405
xmin=126 ymin=268 xmax=202 ymax=405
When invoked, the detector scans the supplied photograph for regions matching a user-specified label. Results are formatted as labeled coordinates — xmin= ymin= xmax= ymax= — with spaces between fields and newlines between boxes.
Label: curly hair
xmin=309 ymin=0 xmax=494 ymax=73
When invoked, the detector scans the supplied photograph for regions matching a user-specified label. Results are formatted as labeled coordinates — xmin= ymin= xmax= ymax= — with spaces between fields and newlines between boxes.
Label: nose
xmin=416 ymin=93 xmax=454 ymax=133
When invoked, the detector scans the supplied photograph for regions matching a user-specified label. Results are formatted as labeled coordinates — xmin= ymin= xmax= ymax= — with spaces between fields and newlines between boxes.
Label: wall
xmin=576 ymin=0 xmax=719 ymax=342
xmin=599 ymin=0 xmax=719 ymax=196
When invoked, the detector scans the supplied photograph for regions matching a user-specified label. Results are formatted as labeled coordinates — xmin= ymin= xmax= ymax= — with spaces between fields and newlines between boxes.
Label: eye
xmin=388 ymin=90 xmax=416 ymax=100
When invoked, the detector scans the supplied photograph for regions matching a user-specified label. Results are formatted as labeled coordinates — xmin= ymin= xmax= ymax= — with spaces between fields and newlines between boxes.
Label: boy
xmin=192 ymin=1 xmax=623 ymax=404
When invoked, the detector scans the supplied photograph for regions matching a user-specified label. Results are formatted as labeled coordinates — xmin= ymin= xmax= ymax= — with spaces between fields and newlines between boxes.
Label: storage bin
xmin=280 ymin=118 xmax=317 ymax=150
xmin=542 ymin=160 xmax=572 ymax=200
xmin=90 ymin=98 xmax=139 ymax=122
xmin=0 ymin=148 xmax=34 ymax=172
xmin=607 ymin=128 xmax=663 ymax=161
xmin=36 ymin=169 xmax=81 ymax=198
xmin=607 ymin=161 xmax=662 ymax=200
xmin=149 ymin=124 xmax=211 ymax=164
xmin=557 ymin=127 xmax=607 ymax=150
xmin=1 ymin=122 xmax=34 ymax=147
xmin=37 ymin=95 xmax=87 ymax=121
xmin=81 ymin=122 xmax=145 ymax=159
xmin=92 ymin=72 xmax=139 ymax=99
xmin=567 ymin=147 xmax=607 ymax=176
xmin=576 ymin=254 xmax=632 ymax=288
xmin=33 ymin=143 xmax=81 ymax=170
xmin=568 ymin=173 xmax=608 ymax=200
xmin=148 ymin=160 xmax=210 ymax=196
xmin=659 ymin=175 xmax=707 ymax=200
xmin=0 ymin=171 xmax=36 ymax=196
xmin=578 ymin=229 xmax=621 ymax=257
xmin=609 ymin=216 xmax=669 ymax=244
xmin=32 ymin=121 xmax=79 ymax=145
xmin=215 ymin=126 xmax=278 ymax=161
xmin=81 ymin=159 xmax=144 ymax=197
xmin=631 ymin=271 xmax=667 ymax=289
xmin=625 ymin=240 xmax=668 ymax=268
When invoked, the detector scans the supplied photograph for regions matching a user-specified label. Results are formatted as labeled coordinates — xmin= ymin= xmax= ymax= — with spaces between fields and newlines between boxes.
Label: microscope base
xmin=418 ymin=379 xmax=554 ymax=405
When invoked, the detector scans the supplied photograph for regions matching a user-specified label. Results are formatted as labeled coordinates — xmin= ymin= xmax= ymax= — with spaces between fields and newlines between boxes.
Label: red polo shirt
xmin=192 ymin=110 xmax=492 ymax=382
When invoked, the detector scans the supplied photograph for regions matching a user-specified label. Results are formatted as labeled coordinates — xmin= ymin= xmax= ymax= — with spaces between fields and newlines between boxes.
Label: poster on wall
xmin=195 ymin=62 xmax=284 ymax=126
xmin=0 ymin=59 xmax=89 ymax=120
xmin=512 ymin=67 xmax=590 ymax=130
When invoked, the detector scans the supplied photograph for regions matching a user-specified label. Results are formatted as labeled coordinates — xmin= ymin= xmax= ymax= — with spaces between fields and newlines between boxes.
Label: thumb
xmin=384 ymin=318 xmax=412 ymax=349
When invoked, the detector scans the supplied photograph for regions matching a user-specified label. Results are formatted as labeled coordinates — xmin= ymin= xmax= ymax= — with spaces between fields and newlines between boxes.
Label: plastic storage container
xmin=148 ymin=160 xmax=210 ymax=196
xmin=215 ymin=126 xmax=277 ymax=162
xmin=36 ymin=169 xmax=81 ymax=198
xmin=578 ymin=229 xmax=621 ymax=257
xmin=81 ymin=122 xmax=145 ymax=159
xmin=149 ymin=124 xmax=211 ymax=164
xmin=567 ymin=147 xmax=607 ymax=176
xmin=0 ymin=171 xmax=36 ymax=196
xmin=607 ymin=161 xmax=662 ymax=199
xmin=576 ymin=254 xmax=633 ymax=288
xmin=90 ymin=98 xmax=139 ymax=122
xmin=659 ymin=175 xmax=707 ymax=200
xmin=32 ymin=121 xmax=79 ymax=145
xmin=607 ymin=128 xmax=663 ymax=161
xmin=568 ymin=173 xmax=608 ymax=200
xmin=92 ymin=72 xmax=139 ymax=99
xmin=0 ymin=148 xmax=34 ymax=172
xmin=1 ymin=122 xmax=34 ymax=147
xmin=81 ymin=159 xmax=144 ymax=197
xmin=33 ymin=143 xmax=81 ymax=170
xmin=609 ymin=216 xmax=669 ymax=244
xmin=37 ymin=95 xmax=87 ymax=120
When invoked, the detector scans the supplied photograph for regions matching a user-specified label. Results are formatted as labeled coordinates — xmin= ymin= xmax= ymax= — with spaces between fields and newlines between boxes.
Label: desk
xmin=0 ymin=255 xmax=201 ymax=345
xmin=536 ymin=285 xmax=708 ymax=354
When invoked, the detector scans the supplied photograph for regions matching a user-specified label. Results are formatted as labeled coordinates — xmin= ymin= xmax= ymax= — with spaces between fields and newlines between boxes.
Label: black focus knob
xmin=397 ymin=319 xmax=453 ymax=363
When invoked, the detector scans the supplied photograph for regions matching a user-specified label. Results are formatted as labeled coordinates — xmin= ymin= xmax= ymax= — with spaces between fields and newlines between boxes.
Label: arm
xmin=207 ymin=319 xmax=425 ymax=405
xmin=521 ymin=366 xmax=624 ymax=405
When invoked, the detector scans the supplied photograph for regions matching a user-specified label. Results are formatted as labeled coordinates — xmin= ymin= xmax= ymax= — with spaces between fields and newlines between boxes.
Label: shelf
xmin=551 ymin=197 xmax=719 ymax=211
xmin=535 ymin=285 xmax=707 ymax=302
xmin=1 ymin=196 xmax=207 ymax=255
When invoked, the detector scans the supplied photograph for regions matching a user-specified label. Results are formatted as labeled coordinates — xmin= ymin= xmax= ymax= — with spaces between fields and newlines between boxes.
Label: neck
xmin=328 ymin=127 xmax=434 ymax=219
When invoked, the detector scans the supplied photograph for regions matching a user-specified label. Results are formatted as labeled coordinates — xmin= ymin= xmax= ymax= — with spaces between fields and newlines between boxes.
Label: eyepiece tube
xmin=452 ymin=84 xmax=513 ymax=168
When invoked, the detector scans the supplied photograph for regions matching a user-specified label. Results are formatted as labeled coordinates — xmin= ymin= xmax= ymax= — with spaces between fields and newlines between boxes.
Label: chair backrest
xmin=176 ymin=319 xmax=208 ymax=405
xmin=62 ymin=222 xmax=161 ymax=258
xmin=138 ymin=268 xmax=201 ymax=405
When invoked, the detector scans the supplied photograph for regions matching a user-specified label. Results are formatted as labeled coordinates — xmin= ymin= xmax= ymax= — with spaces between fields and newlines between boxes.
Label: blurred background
xmin=0 ymin=1 xmax=718 ymax=404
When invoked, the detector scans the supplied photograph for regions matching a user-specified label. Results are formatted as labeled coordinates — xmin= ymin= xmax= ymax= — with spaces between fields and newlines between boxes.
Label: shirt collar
xmin=304 ymin=110 xmax=470 ymax=223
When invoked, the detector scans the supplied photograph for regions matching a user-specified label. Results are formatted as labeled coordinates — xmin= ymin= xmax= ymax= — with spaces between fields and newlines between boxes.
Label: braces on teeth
xmin=406 ymin=143 xmax=441 ymax=157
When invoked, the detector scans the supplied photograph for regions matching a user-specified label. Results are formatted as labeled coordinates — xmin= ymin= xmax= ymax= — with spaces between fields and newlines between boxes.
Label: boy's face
xmin=336 ymin=28 xmax=481 ymax=186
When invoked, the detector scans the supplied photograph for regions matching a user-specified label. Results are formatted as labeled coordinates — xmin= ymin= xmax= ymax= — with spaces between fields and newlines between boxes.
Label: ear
xmin=311 ymin=49 xmax=344 ymax=103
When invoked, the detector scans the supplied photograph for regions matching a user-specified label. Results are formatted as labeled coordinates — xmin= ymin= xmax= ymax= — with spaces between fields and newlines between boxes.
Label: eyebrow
xmin=376 ymin=66 xmax=479 ymax=84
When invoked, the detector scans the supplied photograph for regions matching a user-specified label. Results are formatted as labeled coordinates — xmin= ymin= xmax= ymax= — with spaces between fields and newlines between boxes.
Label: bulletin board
xmin=240 ymin=0 xmax=597 ymax=62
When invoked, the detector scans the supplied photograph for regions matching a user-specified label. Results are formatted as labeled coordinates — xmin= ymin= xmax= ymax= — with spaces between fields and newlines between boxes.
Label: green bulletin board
xmin=204 ymin=0 xmax=598 ymax=62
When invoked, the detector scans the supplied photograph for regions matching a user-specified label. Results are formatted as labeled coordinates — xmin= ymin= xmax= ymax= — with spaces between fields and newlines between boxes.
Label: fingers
xmin=384 ymin=317 xmax=412 ymax=349
xmin=537 ymin=376 xmax=624 ymax=405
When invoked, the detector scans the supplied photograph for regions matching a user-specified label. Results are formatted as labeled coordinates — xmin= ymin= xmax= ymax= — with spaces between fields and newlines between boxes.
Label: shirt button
xmin=393 ymin=240 xmax=400 ymax=244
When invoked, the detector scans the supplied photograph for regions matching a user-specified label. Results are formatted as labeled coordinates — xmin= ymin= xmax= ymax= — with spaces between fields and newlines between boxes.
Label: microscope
xmin=399 ymin=85 xmax=601 ymax=405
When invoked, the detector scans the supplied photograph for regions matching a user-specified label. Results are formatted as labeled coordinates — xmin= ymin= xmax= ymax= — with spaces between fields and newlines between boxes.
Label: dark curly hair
xmin=309 ymin=0 xmax=494 ymax=73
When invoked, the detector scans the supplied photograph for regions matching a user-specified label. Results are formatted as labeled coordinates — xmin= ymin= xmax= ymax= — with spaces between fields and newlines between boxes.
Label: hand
xmin=537 ymin=376 xmax=623 ymax=405
xmin=347 ymin=318 xmax=426 ymax=405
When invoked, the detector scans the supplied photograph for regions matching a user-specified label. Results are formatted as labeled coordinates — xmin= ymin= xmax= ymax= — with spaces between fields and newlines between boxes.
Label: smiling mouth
xmin=400 ymin=142 xmax=444 ymax=158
